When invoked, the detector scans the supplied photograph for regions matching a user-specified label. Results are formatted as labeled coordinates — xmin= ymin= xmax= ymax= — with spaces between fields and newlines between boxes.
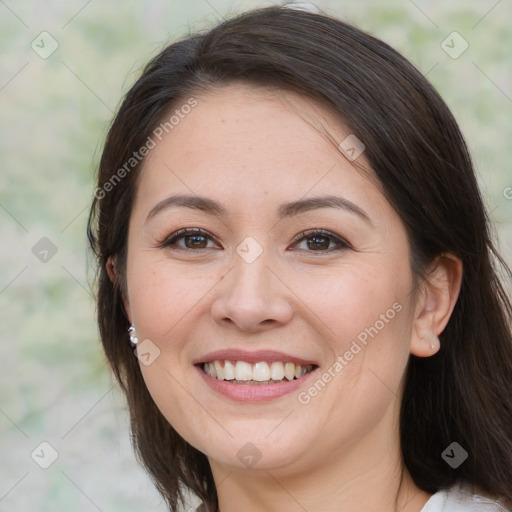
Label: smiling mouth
xmin=201 ymin=360 xmax=317 ymax=385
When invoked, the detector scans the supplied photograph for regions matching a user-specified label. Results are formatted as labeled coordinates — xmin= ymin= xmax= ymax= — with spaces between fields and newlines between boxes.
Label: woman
xmin=87 ymin=5 xmax=512 ymax=511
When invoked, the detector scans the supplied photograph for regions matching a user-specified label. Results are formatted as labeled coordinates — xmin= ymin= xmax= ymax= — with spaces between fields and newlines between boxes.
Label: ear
xmin=410 ymin=253 xmax=463 ymax=357
xmin=106 ymin=256 xmax=117 ymax=283
xmin=106 ymin=256 xmax=132 ymax=323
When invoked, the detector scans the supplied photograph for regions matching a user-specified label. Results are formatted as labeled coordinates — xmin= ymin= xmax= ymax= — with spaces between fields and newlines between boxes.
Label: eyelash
xmin=158 ymin=228 xmax=350 ymax=253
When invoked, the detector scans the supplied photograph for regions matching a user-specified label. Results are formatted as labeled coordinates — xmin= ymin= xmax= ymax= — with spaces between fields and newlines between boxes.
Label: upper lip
xmin=193 ymin=349 xmax=319 ymax=366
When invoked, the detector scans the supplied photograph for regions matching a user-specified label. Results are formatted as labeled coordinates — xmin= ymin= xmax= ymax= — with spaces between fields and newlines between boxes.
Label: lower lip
xmin=196 ymin=365 xmax=318 ymax=402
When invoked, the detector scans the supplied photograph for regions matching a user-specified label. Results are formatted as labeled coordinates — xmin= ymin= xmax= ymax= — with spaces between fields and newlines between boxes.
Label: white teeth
xmin=214 ymin=361 xmax=224 ymax=380
xmin=223 ymin=360 xmax=235 ymax=380
xmin=204 ymin=360 xmax=314 ymax=383
xmin=235 ymin=361 xmax=253 ymax=381
xmin=270 ymin=361 xmax=285 ymax=380
xmin=253 ymin=362 xmax=270 ymax=381
xmin=284 ymin=362 xmax=295 ymax=381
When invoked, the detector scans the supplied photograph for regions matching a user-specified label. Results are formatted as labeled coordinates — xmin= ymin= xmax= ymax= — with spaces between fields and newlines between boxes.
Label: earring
xmin=128 ymin=324 xmax=138 ymax=347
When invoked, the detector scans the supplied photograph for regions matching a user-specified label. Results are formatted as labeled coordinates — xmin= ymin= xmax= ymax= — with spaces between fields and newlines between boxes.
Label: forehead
xmin=135 ymin=83 xmax=385 ymax=219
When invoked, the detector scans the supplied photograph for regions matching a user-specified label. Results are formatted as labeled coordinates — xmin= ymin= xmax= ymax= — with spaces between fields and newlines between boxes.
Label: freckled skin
xmin=123 ymin=84 xmax=460 ymax=512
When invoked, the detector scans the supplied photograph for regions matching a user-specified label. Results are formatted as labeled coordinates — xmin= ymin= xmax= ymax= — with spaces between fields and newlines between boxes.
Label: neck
xmin=211 ymin=459 xmax=430 ymax=512
xmin=209 ymin=401 xmax=432 ymax=512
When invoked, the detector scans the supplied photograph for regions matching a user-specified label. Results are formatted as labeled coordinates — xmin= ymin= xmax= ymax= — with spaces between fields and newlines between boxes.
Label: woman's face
xmin=124 ymin=83 xmax=422 ymax=475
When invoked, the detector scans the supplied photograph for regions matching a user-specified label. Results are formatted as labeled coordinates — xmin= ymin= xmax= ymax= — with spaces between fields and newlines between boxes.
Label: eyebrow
xmin=145 ymin=193 xmax=372 ymax=226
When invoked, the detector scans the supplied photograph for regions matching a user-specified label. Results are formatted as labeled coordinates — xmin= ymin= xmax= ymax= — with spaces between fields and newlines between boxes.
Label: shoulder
xmin=420 ymin=481 xmax=510 ymax=512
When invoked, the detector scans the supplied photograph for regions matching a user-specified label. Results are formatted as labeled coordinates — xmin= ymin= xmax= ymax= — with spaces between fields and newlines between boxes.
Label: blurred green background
xmin=1 ymin=0 xmax=510 ymax=510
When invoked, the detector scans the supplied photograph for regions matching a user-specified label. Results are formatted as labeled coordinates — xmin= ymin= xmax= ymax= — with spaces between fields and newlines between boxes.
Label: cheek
xmin=301 ymin=261 xmax=412 ymax=349
xmin=303 ymin=263 xmax=413 ymax=412
xmin=127 ymin=256 xmax=222 ymax=341
xmin=139 ymin=361 xmax=223 ymax=457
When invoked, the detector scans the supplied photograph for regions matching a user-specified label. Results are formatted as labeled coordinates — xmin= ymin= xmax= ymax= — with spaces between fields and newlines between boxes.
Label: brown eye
xmin=183 ymin=234 xmax=208 ymax=249
xmin=159 ymin=228 xmax=219 ymax=251
xmin=291 ymin=229 xmax=350 ymax=252
xmin=306 ymin=234 xmax=330 ymax=251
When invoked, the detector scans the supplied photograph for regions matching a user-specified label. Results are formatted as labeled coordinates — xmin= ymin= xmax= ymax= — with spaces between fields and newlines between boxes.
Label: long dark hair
xmin=87 ymin=5 xmax=512 ymax=510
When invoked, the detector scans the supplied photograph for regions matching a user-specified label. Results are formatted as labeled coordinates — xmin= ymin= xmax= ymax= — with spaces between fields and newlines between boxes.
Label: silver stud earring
xmin=128 ymin=324 xmax=138 ymax=347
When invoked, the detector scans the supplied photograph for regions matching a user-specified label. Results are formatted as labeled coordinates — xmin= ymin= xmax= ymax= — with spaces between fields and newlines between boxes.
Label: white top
xmin=419 ymin=481 xmax=509 ymax=511
xmin=195 ymin=481 xmax=510 ymax=511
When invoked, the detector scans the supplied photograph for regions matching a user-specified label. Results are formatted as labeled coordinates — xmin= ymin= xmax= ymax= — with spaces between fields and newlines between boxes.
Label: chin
xmin=184 ymin=419 xmax=319 ymax=473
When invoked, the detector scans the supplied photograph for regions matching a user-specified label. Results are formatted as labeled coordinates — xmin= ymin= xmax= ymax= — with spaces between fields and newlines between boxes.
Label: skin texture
xmin=118 ymin=83 xmax=462 ymax=512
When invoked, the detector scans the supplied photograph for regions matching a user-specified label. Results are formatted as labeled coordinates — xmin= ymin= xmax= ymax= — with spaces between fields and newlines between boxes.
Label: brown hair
xmin=87 ymin=5 xmax=512 ymax=510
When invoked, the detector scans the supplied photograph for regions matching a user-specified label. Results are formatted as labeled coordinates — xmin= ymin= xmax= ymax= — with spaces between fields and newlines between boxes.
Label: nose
xmin=211 ymin=251 xmax=294 ymax=333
